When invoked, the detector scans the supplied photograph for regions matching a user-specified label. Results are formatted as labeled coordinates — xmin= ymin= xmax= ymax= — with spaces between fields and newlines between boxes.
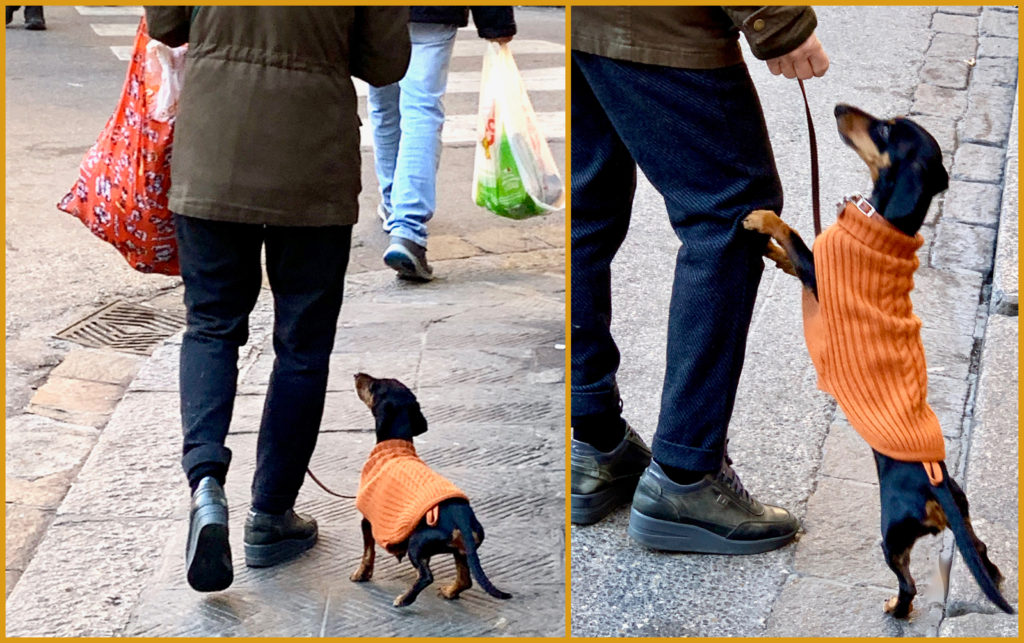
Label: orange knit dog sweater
xmin=802 ymin=198 xmax=946 ymax=485
xmin=355 ymin=439 xmax=468 ymax=549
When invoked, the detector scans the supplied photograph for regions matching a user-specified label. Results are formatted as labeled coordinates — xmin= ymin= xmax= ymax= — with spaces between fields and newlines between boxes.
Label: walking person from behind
xmin=145 ymin=6 xmax=410 ymax=592
xmin=368 ymin=6 xmax=515 ymax=281
xmin=571 ymin=6 xmax=829 ymax=553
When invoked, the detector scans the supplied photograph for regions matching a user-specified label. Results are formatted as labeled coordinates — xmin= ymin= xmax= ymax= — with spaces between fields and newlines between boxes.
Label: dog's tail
xmin=932 ymin=476 xmax=1014 ymax=614
xmin=452 ymin=506 xmax=511 ymax=600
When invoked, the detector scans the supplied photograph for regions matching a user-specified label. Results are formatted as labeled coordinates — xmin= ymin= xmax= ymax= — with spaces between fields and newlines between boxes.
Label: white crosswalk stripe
xmin=91 ymin=23 xmax=138 ymax=37
xmin=75 ymin=6 xmax=142 ymax=16
xmin=84 ymin=6 xmax=565 ymax=146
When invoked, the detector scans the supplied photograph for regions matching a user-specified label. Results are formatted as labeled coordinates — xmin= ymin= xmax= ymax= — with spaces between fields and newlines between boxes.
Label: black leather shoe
xmin=244 ymin=508 xmax=318 ymax=567
xmin=571 ymin=423 xmax=652 ymax=525
xmin=23 ymin=6 xmax=44 ymax=30
xmin=628 ymin=447 xmax=799 ymax=554
xmin=186 ymin=476 xmax=233 ymax=592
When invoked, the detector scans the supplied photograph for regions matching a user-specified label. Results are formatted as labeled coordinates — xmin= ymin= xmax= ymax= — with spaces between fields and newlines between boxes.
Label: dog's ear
xmin=409 ymin=402 xmax=428 ymax=437
xmin=875 ymin=150 xmax=949 ymax=235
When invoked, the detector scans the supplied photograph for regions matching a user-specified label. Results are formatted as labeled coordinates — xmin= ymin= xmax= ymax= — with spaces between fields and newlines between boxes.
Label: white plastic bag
xmin=144 ymin=39 xmax=187 ymax=122
xmin=472 ymin=42 xmax=564 ymax=218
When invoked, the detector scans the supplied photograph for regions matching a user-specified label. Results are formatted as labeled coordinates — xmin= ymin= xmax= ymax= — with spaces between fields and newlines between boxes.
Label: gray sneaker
xmin=383 ymin=236 xmax=434 ymax=282
xmin=628 ymin=450 xmax=798 ymax=554
xmin=571 ymin=423 xmax=652 ymax=525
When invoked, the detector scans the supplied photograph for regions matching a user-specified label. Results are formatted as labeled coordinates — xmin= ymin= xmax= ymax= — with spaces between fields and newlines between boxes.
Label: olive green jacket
xmin=572 ymin=6 xmax=817 ymax=69
xmin=145 ymin=6 xmax=410 ymax=226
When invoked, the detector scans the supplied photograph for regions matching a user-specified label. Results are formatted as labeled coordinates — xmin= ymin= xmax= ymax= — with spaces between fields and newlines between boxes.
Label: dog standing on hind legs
xmin=350 ymin=372 xmax=512 ymax=607
xmin=743 ymin=104 xmax=1013 ymax=618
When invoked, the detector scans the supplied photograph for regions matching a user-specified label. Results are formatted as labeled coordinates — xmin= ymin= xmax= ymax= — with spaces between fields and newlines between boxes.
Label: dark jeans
xmin=175 ymin=214 xmax=352 ymax=514
xmin=571 ymin=51 xmax=782 ymax=472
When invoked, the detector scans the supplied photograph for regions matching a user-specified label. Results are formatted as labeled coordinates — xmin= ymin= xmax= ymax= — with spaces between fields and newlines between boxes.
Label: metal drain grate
xmin=55 ymin=300 xmax=186 ymax=355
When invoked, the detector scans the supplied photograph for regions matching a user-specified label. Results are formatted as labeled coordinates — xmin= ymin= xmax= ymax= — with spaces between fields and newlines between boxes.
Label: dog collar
xmin=838 ymin=194 xmax=878 ymax=219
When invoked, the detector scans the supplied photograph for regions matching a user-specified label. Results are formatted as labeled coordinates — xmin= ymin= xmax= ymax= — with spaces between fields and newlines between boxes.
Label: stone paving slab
xmin=943 ymin=314 xmax=1019 ymax=628
xmin=993 ymin=97 xmax=1018 ymax=315
xmin=6 ymin=251 xmax=564 ymax=637
xmin=765 ymin=575 xmax=936 ymax=637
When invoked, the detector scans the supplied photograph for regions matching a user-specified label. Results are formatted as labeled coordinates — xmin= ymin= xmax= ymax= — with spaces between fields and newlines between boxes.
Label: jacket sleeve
xmin=350 ymin=7 xmax=411 ymax=87
xmin=469 ymin=6 xmax=516 ymax=40
xmin=721 ymin=6 xmax=817 ymax=60
xmin=144 ymin=6 xmax=191 ymax=47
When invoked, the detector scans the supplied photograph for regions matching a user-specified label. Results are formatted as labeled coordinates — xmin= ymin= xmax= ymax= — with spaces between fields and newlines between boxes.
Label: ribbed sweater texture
xmin=356 ymin=439 xmax=468 ymax=548
xmin=803 ymin=201 xmax=946 ymax=483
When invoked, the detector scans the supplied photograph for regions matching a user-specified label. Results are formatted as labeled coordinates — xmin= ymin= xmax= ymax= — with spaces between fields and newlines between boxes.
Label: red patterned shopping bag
xmin=57 ymin=17 xmax=183 ymax=275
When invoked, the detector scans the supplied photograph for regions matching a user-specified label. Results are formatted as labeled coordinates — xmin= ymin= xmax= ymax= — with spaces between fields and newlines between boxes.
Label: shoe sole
xmin=244 ymin=531 xmax=317 ymax=568
xmin=628 ymin=508 xmax=797 ymax=554
xmin=186 ymin=505 xmax=233 ymax=592
xmin=571 ymin=476 xmax=641 ymax=525
xmin=383 ymin=244 xmax=433 ymax=282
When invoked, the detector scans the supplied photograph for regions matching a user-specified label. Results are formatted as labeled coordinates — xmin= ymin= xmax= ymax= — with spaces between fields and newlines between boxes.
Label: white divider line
xmin=91 ymin=23 xmax=138 ymax=37
xmin=360 ymin=111 xmax=565 ymax=149
xmin=110 ymin=46 xmax=134 ymax=61
xmin=352 ymin=66 xmax=564 ymax=98
xmin=452 ymin=39 xmax=564 ymax=57
xmin=76 ymin=6 xmax=143 ymax=16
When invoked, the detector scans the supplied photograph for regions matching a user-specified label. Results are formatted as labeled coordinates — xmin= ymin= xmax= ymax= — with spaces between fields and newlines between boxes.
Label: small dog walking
xmin=350 ymin=372 xmax=512 ymax=607
xmin=743 ymin=104 xmax=1013 ymax=618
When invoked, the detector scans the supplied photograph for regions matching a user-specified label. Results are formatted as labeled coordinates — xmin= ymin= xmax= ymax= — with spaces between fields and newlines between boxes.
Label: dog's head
xmin=354 ymin=372 xmax=428 ymax=443
xmin=834 ymin=104 xmax=949 ymax=236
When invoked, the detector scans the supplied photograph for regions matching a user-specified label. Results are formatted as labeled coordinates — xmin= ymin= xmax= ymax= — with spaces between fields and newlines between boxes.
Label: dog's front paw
xmin=883 ymin=596 xmax=912 ymax=618
xmin=350 ymin=567 xmax=373 ymax=583
xmin=393 ymin=593 xmax=414 ymax=608
xmin=743 ymin=210 xmax=778 ymax=234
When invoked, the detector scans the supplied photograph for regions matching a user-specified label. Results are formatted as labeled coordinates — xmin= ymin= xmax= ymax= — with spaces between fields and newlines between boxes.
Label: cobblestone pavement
xmin=6 ymin=6 xmax=566 ymax=637
xmin=570 ymin=5 xmax=1017 ymax=637
xmin=7 ymin=251 xmax=566 ymax=637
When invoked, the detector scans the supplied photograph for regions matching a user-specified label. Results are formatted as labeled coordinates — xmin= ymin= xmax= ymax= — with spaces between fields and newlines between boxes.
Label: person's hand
xmin=488 ymin=36 xmax=513 ymax=45
xmin=766 ymin=33 xmax=829 ymax=80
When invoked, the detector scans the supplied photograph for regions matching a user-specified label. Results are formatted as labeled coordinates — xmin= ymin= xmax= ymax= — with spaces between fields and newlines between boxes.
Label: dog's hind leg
xmin=439 ymin=552 xmax=473 ymax=600
xmin=881 ymin=526 xmax=918 ymax=618
xmin=394 ymin=534 xmax=435 ymax=607
xmin=350 ymin=518 xmax=376 ymax=582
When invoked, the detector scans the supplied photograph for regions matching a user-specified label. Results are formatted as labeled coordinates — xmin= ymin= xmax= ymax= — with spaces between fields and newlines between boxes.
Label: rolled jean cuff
xmin=651 ymin=435 xmax=720 ymax=472
xmin=386 ymin=223 xmax=428 ymax=249
xmin=182 ymin=443 xmax=232 ymax=482
xmin=571 ymin=383 xmax=621 ymax=418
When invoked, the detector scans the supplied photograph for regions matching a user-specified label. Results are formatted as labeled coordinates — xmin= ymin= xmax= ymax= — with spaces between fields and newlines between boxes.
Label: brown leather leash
xmin=306 ymin=467 xmax=356 ymax=499
xmin=798 ymin=78 xmax=822 ymax=237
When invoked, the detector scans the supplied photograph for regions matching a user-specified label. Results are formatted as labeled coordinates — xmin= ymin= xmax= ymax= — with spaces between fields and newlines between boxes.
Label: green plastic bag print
xmin=472 ymin=42 xmax=564 ymax=219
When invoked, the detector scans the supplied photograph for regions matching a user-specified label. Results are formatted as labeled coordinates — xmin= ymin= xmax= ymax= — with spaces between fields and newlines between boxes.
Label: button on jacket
xmin=145 ymin=6 xmax=411 ymax=227
xmin=572 ymin=6 xmax=817 ymax=69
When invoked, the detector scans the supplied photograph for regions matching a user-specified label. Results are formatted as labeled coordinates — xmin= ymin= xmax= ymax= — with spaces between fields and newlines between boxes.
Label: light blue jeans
xmin=368 ymin=22 xmax=459 ymax=248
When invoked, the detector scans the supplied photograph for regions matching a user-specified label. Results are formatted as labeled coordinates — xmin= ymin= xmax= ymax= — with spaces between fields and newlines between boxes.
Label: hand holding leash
xmin=766 ymin=32 xmax=830 ymax=80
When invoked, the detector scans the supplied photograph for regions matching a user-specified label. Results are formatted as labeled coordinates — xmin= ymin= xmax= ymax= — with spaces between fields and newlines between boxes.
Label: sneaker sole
xmin=186 ymin=505 xmax=233 ymax=592
xmin=244 ymin=531 xmax=317 ymax=568
xmin=571 ymin=476 xmax=641 ymax=525
xmin=383 ymin=245 xmax=433 ymax=282
xmin=628 ymin=508 xmax=797 ymax=554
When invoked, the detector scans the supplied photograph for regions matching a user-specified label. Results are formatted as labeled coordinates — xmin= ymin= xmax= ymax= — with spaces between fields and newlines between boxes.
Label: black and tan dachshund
xmin=349 ymin=372 xmax=512 ymax=607
xmin=743 ymin=105 xmax=1012 ymax=618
